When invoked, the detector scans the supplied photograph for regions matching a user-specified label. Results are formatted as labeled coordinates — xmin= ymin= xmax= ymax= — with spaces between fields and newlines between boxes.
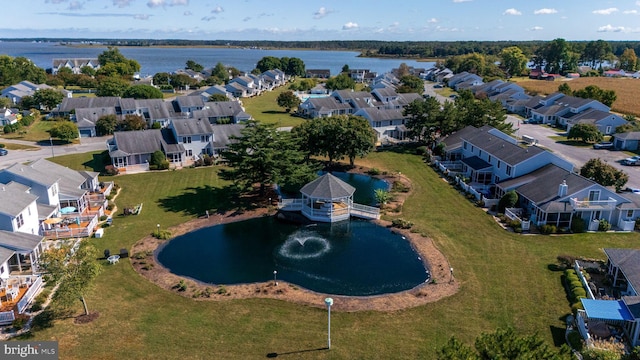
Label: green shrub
xmin=391 ymin=181 xmax=409 ymax=193
xmin=366 ymin=168 xmax=381 ymax=176
xmin=31 ymin=310 xmax=55 ymax=331
xmin=12 ymin=318 xmax=26 ymax=330
xmin=142 ymin=263 xmax=154 ymax=271
xmin=539 ymin=224 xmax=557 ymax=234
xmin=374 ymin=189 xmax=392 ymax=205
xmin=217 ymin=285 xmax=227 ymax=295
xmin=498 ymin=190 xmax=518 ymax=213
xmin=598 ymin=219 xmax=611 ymax=232
xmin=35 ymin=290 xmax=51 ymax=305
xmin=571 ymin=217 xmax=586 ymax=233
xmin=153 ymin=229 xmax=172 ymax=240
xmin=106 ymin=201 xmax=115 ymax=211
xmin=30 ymin=303 xmax=43 ymax=312
xmin=99 ymin=215 xmax=108 ymax=221
xmin=416 ymin=146 xmax=428 ymax=156
xmin=104 ymin=165 xmax=119 ymax=176
xmin=176 ymin=280 xmax=187 ymax=292
xmin=391 ymin=218 xmax=413 ymax=229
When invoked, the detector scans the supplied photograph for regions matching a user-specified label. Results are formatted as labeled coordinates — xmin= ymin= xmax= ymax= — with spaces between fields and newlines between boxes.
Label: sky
xmin=2 ymin=0 xmax=640 ymax=41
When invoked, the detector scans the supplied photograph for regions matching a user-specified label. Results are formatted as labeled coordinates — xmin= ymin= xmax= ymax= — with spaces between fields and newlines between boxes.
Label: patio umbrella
xmin=44 ymin=217 xmax=63 ymax=225
xmin=60 ymin=206 xmax=77 ymax=214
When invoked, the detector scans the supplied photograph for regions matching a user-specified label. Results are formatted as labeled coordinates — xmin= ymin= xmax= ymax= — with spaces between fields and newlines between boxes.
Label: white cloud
xmin=113 ymin=0 xmax=133 ymax=7
xmin=529 ymin=26 xmax=543 ymax=31
xmin=147 ymin=0 xmax=187 ymax=8
xmin=593 ymin=8 xmax=618 ymax=15
xmin=427 ymin=18 xmax=438 ymax=23
xmin=211 ymin=6 xmax=223 ymax=14
xmin=313 ymin=7 xmax=334 ymax=19
xmin=503 ymin=8 xmax=521 ymax=16
xmin=637 ymin=1 xmax=640 ymax=6
xmin=133 ymin=14 xmax=150 ymax=20
xmin=534 ymin=8 xmax=557 ymax=15
xmin=170 ymin=0 xmax=188 ymax=5
xmin=623 ymin=10 xmax=638 ymax=14
xmin=597 ymin=24 xmax=625 ymax=32
xmin=147 ymin=0 xmax=163 ymax=8
xmin=201 ymin=16 xmax=216 ymax=21
xmin=452 ymin=0 xmax=472 ymax=2
xmin=183 ymin=11 xmax=192 ymax=16
xmin=342 ymin=22 xmax=358 ymax=30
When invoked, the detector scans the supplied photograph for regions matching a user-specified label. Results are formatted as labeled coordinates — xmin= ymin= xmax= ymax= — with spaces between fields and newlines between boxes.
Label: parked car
xmin=593 ymin=142 xmax=614 ymax=150
xmin=625 ymin=187 xmax=640 ymax=194
xmin=623 ymin=156 xmax=640 ymax=165
xmin=0 ymin=148 xmax=7 ymax=156
xmin=434 ymin=84 xmax=443 ymax=88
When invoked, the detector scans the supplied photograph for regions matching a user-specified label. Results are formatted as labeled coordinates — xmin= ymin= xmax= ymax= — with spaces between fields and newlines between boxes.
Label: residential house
xmin=225 ymin=82 xmax=251 ymax=98
xmin=604 ymin=69 xmax=626 ymax=78
xmin=1 ymin=81 xmax=71 ymax=105
xmin=332 ymin=90 xmax=382 ymax=110
xmin=189 ymin=85 xmax=235 ymax=102
xmin=261 ymin=69 xmax=287 ymax=89
xmin=527 ymin=93 xmax=610 ymax=126
xmin=454 ymin=78 xmax=483 ymax=91
xmin=174 ymin=96 xmax=205 ymax=114
xmin=528 ymin=67 xmax=547 ymax=79
xmin=447 ymin=72 xmax=482 ymax=89
xmin=298 ymin=97 xmax=353 ymax=118
xmin=305 ymin=69 xmax=330 ymax=79
xmin=353 ymin=108 xmax=408 ymax=141
xmin=564 ymin=109 xmax=627 ymax=135
xmin=612 ymin=132 xmax=640 ymax=151
xmin=227 ymin=76 xmax=260 ymax=97
xmin=211 ymin=124 xmax=244 ymax=155
xmin=168 ymin=119 xmax=214 ymax=160
xmin=191 ymin=101 xmax=251 ymax=124
xmin=0 ymin=108 xmax=19 ymax=126
xmin=108 ymin=129 xmax=184 ymax=170
xmin=434 ymin=68 xmax=454 ymax=83
xmin=0 ymin=182 xmax=40 ymax=235
xmin=496 ymin=164 xmax=639 ymax=230
xmin=52 ymin=58 xmax=100 ymax=75
xmin=575 ymin=249 xmax=640 ymax=347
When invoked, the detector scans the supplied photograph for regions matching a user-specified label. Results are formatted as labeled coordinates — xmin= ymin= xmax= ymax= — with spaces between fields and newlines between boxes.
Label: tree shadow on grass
xmin=555 ymin=140 xmax=591 ymax=147
xmin=262 ymin=110 xmax=288 ymax=115
xmin=375 ymin=142 xmax=422 ymax=155
xmin=157 ymin=184 xmax=263 ymax=217
xmin=549 ymin=325 xmax=568 ymax=347
xmin=81 ymin=151 xmax=110 ymax=173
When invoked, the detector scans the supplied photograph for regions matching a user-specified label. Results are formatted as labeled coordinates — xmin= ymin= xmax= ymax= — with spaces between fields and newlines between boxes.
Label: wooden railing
xmin=351 ymin=203 xmax=380 ymax=219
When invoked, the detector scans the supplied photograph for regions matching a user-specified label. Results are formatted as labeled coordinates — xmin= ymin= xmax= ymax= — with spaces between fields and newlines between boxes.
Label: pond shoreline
xmin=130 ymin=170 xmax=459 ymax=312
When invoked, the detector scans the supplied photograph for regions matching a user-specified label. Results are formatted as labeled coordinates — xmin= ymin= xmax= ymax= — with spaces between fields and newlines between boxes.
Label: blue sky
xmin=2 ymin=0 xmax=640 ymax=41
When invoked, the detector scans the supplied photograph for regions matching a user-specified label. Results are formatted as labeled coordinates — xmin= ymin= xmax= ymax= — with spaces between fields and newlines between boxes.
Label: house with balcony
xmin=447 ymin=72 xmax=482 ymax=89
xmin=527 ymin=93 xmax=610 ymax=127
xmin=298 ymin=97 xmax=353 ymax=118
xmin=0 ymin=182 xmax=40 ymax=236
xmin=189 ymin=85 xmax=235 ymax=102
xmin=495 ymin=164 xmax=640 ymax=231
xmin=353 ymin=108 xmax=408 ymax=141
xmin=108 ymin=129 xmax=183 ymax=170
xmin=191 ymin=101 xmax=251 ymax=124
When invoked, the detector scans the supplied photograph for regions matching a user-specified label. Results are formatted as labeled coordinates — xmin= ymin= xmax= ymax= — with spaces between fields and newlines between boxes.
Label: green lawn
xmin=0 ymin=143 xmax=39 ymax=151
xmin=241 ymin=83 xmax=305 ymax=128
xmin=34 ymin=149 xmax=640 ymax=359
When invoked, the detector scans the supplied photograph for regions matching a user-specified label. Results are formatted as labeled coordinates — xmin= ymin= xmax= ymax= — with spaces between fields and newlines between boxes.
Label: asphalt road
xmin=423 ymin=81 xmax=639 ymax=189
xmin=0 ymin=136 xmax=110 ymax=170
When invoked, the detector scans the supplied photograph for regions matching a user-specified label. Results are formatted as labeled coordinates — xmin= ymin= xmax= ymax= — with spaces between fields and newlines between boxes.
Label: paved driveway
xmin=507 ymin=120 xmax=640 ymax=189
xmin=0 ymin=135 xmax=110 ymax=170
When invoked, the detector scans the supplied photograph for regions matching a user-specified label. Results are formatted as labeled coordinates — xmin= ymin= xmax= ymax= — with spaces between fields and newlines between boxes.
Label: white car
xmin=623 ymin=156 xmax=640 ymax=165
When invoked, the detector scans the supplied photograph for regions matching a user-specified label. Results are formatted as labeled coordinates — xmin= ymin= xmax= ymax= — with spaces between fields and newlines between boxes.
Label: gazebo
xmin=299 ymin=173 xmax=355 ymax=223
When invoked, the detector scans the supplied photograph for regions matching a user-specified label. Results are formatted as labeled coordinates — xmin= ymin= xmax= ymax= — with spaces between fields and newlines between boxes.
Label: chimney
xmin=558 ymin=180 xmax=568 ymax=197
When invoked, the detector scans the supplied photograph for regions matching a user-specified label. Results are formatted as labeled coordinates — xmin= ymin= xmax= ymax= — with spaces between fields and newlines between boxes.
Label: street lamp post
xmin=49 ymin=137 xmax=54 ymax=158
xmin=450 ymin=267 xmax=454 ymax=283
xmin=324 ymin=297 xmax=333 ymax=349
xmin=273 ymin=270 xmax=277 ymax=286
xmin=157 ymin=223 xmax=160 ymax=236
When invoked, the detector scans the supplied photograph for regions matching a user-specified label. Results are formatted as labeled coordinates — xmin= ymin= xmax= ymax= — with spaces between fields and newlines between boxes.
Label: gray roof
xmin=439 ymin=125 xmax=481 ymax=151
xmin=565 ymin=109 xmax=620 ymax=124
xmin=0 ymin=246 xmax=14 ymax=265
xmin=614 ymin=132 xmax=640 ymax=141
xmin=26 ymin=159 xmax=88 ymax=200
xmin=171 ymin=119 xmax=214 ymax=136
xmin=175 ymin=96 xmax=205 ymax=110
xmin=300 ymin=173 xmax=355 ymax=199
xmin=212 ymin=124 xmax=244 ymax=149
xmin=305 ymin=97 xmax=352 ymax=112
xmin=3 ymin=162 xmax=59 ymax=188
xmin=75 ymin=107 xmax=117 ymax=126
xmin=463 ymin=126 xmax=545 ymax=166
xmin=192 ymin=101 xmax=245 ymax=121
xmin=36 ymin=203 xmax=58 ymax=220
xmin=461 ymin=156 xmax=492 ymax=170
xmin=396 ymin=93 xmax=422 ymax=106
xmin=604 ymin=248 xmax=640 ymax=293
xmin=497 ymin=163 xmax=595 ymax=207
xmin=0 ymin=182 xmax=38 ymax=217
xmin=0 ymin=230 xmax=43 ymax=252
xmin=359 ymin=108 xmax=405 ymax=122
xmin=523 ymin=95 xmax=544 ymax=108
xmin=56 ymin=97 xmax=122 ymax=113
xmin=112 ymin=130 xmax=164 ymax=156
xmin=136 ymin=99 xmax=175 ymax=120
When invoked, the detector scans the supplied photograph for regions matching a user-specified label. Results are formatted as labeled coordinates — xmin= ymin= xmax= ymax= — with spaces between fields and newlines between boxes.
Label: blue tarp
xmin=581 ymin=299 xmax=634 ymax=321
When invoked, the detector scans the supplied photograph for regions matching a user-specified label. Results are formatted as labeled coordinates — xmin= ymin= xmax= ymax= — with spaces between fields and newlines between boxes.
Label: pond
xmin=157 ymin=217 xmax=429 ymax=296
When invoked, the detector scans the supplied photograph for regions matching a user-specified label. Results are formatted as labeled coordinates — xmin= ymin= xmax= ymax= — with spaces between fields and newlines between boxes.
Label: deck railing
xmin=350 ymin=203 xmax=380 ymax=219
xmin=17 ymin=276 xmax=43 ymax=314
xmin=0 ymin=311 xmax=15 ymax=325
xmin=570 ymin=197 xmax=617 ymax=210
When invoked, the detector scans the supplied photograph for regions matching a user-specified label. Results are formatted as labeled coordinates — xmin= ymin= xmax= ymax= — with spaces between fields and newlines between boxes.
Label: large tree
xmin=276 ymin=91 xmax=301 ymax=112
xmin=122 ymin=84 xmax=163 ymax=99
xmin=97 ymin=47 xmax=140 ymax=77
xmin=48 ymin=121 xmax=79 ymax=142
xmin=403 ymin=97 xmax=442 ymax=142
xmin=567 ymin=123 xmax=603 ymax=143
xmin=96 ymin=114 xmax=118 ymax=136
xmin=397 ymin=75 xmax=424 ymax=94
xmin=96 ymin=76 xmax=130 ymax=97
xmin=185 ymin=60 xmax=204 ymax=72
xmin=255 ymin=56 xmax=282 ymax=73
xmin=582 ymin=39 xmax=613 ymax=68
xmin=618 ymin=48 xmax=638 ymax=72
xmin=32 ymin=88 xmax=64 ymax=111
xmin=281 ymin=57 xmax=305 ymax=77
xmin=573 ymin=85 xmax=616 ymax=107
xmin=500 ymin=46 xmax=528 ymax=77
xmin=536 ymin=38 xmax=578 ymax=74
xmin=342 ymin=115 xmax=377 ymax=166
xmin=38 ymin=242 xmax=102 ymax=316
xmin=0 ymin=55 xmax=47 ymax=87
xmin=580 ymin=158 xmax=629 ymax=192
xmin=221 ymin=121 xmax=313 ymax=195
xmin=325 ymin=73 xmax=355 ymax=91
xmin=119 ymin=114 xmax=147 ymax=131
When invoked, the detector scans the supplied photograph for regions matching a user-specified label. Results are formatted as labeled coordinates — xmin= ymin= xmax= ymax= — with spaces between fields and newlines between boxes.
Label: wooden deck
xmin=0 ymin=286 xmax=28 ymax=312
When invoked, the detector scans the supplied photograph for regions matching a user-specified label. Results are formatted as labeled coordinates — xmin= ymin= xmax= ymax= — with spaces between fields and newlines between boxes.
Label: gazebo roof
xmin=300 ymin=173 xmax=355 ymax=199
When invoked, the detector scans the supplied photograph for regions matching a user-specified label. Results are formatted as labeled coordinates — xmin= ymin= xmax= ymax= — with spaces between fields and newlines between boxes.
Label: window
xmin=28 ymin=206 xmax=31 ymax=216
xmin=471 ymin=145 xmax=474 ymax=152
xmin=463 ymin=141 xmax=467 ymax=149
xmin=588 ymin=190 xmax=599 ymax=201
xmin=497 ymin=161 xmax=501 ymax=169
xmin=488 ymin=155 xmax=492 ymax=163
xmin=16 ymin=214 xmax=24 ymax=228
xmin=478 ymin=150 xmax=483 ymax=158
xmin=506 ymin=165 xmax=512 ymax=176
xmin=183 ymin=136 xmax=192 ymax=144
xmin=187 ymin=149 xmax=193 ymax=157
xmin=201 ymin=135 xmax=209 ymax=142
xmin=52 ymin=184 xmax=57 ymax=196
xmin=605 ymin=126 xmax=612 ymax=134
xmin=627 ymin=210 xmax=634 ymax=219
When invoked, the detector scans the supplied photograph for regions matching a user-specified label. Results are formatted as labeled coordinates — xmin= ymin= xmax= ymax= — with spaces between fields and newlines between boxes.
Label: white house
xmin=169 ymin=118 xmax=215 ymax=159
